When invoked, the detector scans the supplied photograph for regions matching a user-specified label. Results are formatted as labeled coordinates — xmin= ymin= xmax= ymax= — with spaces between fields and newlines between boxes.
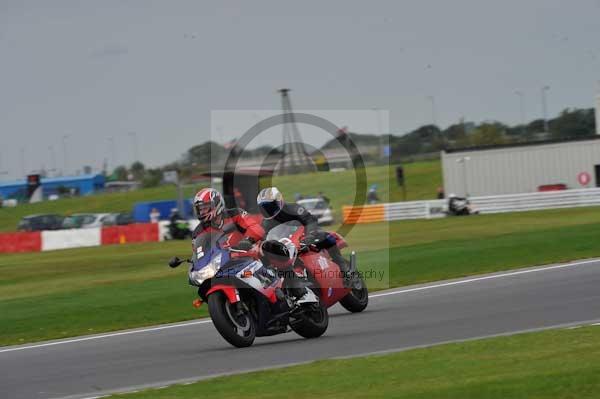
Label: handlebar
xmin=168 ymin=256 xmax=191 ymax=268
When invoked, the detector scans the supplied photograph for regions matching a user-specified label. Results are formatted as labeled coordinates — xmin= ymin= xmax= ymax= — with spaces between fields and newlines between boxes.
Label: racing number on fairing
xmin=318 ymin=256 xmax=328 ymax=270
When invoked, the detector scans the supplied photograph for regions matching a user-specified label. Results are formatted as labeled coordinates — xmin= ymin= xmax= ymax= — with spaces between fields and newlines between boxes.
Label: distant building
xmin=0 ymin=174 xmax=105 ymax=201
xmin=442 ymin=136 xmax=600 ymax=197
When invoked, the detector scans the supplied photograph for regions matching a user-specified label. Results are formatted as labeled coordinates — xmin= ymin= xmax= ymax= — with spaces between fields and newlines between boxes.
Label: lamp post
xmin=128 ymin=132 xmax=139 ymax=164
xmin=62 ymin=135 xmax=70 ymax=176
xmin=372 ymin=107 xmax=385 ymax=157
xmin=48 ymin=146 xmax=57 ymax=176
xmin=456 ymin=156 xmax=471 ymax=197
xmin=20 ymin=147 xmax=26 ymax=177
xmin=108 ymin=137 xmax=117 ymax=170
xmin=514 ymin=90 xmax=526 ymax=135
xmin=0 ymin=152 xmax=8 ymax=176
xmin=541 ymin=86 xmax=550 ymax=134
xmin=427 ymin=95 xmax=437 ymax=126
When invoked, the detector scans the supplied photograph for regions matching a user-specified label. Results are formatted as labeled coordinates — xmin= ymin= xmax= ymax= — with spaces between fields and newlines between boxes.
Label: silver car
xmin=62 ymin=213 xmax=110 ymax=229
xmin=296 ymin=198 xmax=334 ymax=225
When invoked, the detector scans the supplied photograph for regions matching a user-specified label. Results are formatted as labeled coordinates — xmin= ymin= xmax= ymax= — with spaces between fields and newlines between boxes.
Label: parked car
xmin=101 ymin=212 xmax=135 ymax=226
xmin=17 ymin=214 xmax=65 ymax=232
xmin=62 ymin=213 xmax=110 ymax=229
xmin=296 ymin=198 xmax=334 ymax=225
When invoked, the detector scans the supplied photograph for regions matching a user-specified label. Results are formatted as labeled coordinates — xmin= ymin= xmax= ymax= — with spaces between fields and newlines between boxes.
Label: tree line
xmin=109 ymin=107 xmax=596 ymax=186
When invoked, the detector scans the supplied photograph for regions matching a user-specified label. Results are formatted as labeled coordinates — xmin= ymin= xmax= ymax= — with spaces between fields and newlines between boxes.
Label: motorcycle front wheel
xmin=208 ymin=291 xmax=255 ymax=348
xmin=339 ymin=276 xmax=369 ymax=313
xmin=290 ymin=303 xmax=329 ymax=339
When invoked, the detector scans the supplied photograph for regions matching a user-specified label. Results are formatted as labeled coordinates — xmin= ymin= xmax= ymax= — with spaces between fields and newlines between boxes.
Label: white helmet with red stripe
xmin=193 ymin=188 xmax=225 ymax=227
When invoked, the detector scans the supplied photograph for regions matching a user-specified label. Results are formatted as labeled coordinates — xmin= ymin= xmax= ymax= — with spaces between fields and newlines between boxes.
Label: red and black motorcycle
xmin=267 ymin=221 xmax=369 ymax=313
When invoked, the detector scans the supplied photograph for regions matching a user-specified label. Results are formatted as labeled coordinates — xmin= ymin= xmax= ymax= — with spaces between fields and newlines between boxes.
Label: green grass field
xmin=110 ymin=325 xmax=600 ymax=399
xmin=2 ymin=206 xmax=600 ymax=346
xmin=0 ymin=160 xmax=441 ymax=232
xmin=272 ymin=160 xmax=442 ymax=216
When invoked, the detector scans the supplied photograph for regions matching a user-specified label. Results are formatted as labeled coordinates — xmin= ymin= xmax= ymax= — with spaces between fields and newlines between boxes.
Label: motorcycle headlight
xmin=189 ymin=253 xmax=222 ymax=285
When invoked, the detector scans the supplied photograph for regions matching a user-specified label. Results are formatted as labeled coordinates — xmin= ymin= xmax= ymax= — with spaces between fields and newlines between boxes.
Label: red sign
xmin=577 ymin=172 xmax=591 ymax=186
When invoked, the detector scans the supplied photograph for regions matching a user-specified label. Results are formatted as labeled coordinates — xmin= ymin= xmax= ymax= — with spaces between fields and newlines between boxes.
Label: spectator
xmin=149 ymin=208 xmax=160 ymax=223
xmin=396 ymin=165 xmax=404 ymax=186
xmin=367 ymin=184 xmax=380 ymax=204
xmin=233 ymin=187 xmax=246 ymax=209
xmin=436 ymin=186 xmax=445 ymax=199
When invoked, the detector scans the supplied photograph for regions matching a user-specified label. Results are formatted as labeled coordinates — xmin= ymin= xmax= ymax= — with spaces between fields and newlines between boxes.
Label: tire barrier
xmin=342 ymin=204 xmax=385 ymax=224
xmin=0 ymin=223 xmax=159 ymax=254
xmin=101 ymin=223 xmax=159 ymax=245
xmin=0 ymin=232 xmax=42 ymax=253
xmin=41 ymin=228 xmax=102 ymax=251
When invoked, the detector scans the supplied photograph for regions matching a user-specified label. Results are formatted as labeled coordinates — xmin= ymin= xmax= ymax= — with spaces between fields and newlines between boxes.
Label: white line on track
xmin=0 ymin=320 xmax=212 ymax=354
xmin=1 ymin=257 xmax=598 ymax=355
xmin=368 ymin=258 xmax=600 ymax=299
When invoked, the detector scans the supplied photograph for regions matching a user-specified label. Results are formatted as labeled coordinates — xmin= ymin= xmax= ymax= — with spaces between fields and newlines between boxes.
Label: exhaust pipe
xmin=349 ymin=251 xmax=357 ymax=273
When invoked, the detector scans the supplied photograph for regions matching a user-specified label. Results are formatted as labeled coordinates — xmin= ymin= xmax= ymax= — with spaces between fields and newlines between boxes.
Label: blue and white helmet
xmin=257 ymin=187 xmax=284 ymax=220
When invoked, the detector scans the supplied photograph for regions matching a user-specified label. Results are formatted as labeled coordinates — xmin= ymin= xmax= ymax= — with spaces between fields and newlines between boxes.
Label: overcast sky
xmin=1 ymin=0 xmax=600 ymax=179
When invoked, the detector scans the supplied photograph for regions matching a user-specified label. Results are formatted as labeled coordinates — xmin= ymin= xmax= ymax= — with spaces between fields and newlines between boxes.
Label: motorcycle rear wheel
xmin=290 ymin=303 xmax=329 ymax=338
xmin=339 ymin=276 xmax=369 ymax=313
xmin=208 ymin=292 xmax=256 ymax=348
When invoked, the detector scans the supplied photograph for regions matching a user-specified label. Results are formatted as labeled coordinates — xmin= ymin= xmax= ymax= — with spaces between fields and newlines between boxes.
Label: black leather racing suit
xmin=262 ymin=203 xmax=349 ymax=274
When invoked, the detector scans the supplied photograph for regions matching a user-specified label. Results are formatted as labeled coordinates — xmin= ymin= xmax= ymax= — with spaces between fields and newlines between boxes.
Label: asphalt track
xmin=2 ymin=258 xmax=600 ymax=399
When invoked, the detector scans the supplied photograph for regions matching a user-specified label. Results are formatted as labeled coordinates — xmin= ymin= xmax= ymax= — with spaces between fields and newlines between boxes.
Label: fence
xmin=0 ymin=223 xmax=162 ymax=254
xmin=343 ymin=188 xmax=600 ymax=224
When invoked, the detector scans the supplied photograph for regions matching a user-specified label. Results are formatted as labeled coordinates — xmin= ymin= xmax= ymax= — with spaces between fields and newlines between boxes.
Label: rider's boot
xmin=282 ymin=270 xmax=307 ymax=299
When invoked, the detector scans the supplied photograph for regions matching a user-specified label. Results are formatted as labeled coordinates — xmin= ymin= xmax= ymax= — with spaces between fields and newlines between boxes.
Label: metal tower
xmin=278 ymin=88 xmax=317 ymax=175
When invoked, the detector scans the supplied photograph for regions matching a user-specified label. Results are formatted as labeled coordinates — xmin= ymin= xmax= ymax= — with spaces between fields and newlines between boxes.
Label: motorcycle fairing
xmin=206 ymin=284 xmax=240 ymax=303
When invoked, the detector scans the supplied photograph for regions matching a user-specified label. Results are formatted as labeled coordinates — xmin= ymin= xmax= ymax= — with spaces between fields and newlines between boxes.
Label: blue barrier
xmin=133 ymin=199 xmax=192 ymax=222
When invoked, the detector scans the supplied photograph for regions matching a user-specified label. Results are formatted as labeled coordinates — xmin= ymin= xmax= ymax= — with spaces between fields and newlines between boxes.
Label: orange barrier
xmin=0 ymin=232 xmax=42 ymax=253
xmin=342 ymin=205 xmax=385 ymax=224
xmin=101 ymin=223 xmax=159 ymax=245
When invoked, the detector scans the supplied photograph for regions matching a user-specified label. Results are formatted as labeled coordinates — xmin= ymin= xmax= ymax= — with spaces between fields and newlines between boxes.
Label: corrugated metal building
xmin=442 ymin=136 xmax=600 ymax=197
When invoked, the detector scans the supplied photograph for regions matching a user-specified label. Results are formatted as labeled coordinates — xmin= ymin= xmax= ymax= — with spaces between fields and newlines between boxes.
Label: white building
xmin=442 ymin=137 xmax=600 ymax=197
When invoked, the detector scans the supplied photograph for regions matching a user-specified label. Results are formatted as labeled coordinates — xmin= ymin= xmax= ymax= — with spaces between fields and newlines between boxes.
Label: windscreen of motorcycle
xmin=191 ymin=230 xmax=228 ymax=264
xmin=265 ymin=221 xmax=302 ymax=241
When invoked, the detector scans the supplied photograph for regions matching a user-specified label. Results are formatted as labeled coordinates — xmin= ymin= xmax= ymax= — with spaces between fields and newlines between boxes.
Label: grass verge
xmin=2 ymin=206 xmax=600 ymax=346
xmin=110 ymin=325 xmax=600 ymax=398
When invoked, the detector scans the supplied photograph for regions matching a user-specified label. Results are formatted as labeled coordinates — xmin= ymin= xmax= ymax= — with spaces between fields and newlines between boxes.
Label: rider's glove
xmin=236 ymin=237 xmax=255 ymax=251
xmin=302 ymin=232 xmax=322 ymax=251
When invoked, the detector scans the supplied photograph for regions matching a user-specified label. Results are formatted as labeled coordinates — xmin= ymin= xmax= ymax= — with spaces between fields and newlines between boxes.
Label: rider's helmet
xmin=257 ymin=187 xmax=284 ymax=220
xmin=261 ymin=237 xmax=297 ymax=269
xmin=193 ymin=188 xmax=225 ymax=227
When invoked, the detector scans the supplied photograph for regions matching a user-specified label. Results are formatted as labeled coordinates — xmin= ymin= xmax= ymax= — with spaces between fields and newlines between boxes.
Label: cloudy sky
xmin=1 ymin=0 xmax=599 ymax=179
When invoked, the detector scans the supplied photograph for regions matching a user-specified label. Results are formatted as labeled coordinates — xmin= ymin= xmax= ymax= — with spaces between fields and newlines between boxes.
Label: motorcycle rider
xmin=256 ymin=187 xmax=354 ymax=287
xmin=192 ymin=187 xmax=264 ymax=245
xmin=168 ymin=208 xmax=190 ymax=240
xmin=447 ymin=194 xmax=478 ymax=216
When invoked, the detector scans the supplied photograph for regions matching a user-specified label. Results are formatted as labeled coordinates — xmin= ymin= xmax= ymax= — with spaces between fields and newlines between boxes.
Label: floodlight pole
xmin=515 ymin=90 xmax=525 ymax=135
xmin=62 ymin=135 xmax=70 ymax=176
xmin=541 ymin=86 xmax=550 ymax=134
xmin=427 ymin=96 xmax=437 ymax=126
xmin=128 ymin=132 xmax=139 ymax=164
